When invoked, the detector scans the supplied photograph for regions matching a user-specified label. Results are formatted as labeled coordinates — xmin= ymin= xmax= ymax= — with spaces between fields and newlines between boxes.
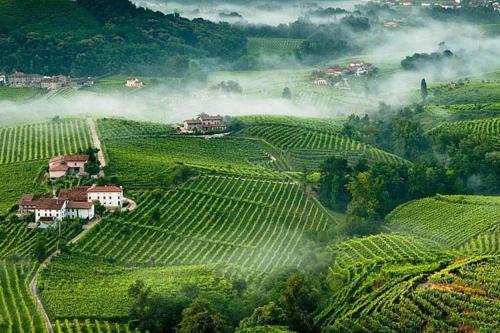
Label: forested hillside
xmin=0 ymin=0 xmax=246 ymax=76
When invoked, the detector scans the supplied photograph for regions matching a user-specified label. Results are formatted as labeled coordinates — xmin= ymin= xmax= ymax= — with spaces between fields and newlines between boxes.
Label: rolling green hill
xmin=236 ymin=115 xmax=409 ymax=170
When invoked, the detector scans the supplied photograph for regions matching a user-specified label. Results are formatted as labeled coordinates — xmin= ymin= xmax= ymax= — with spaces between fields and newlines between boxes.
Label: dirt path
xmin=87 ymin=118 xmax=106 ymax=167
xmin=29 ymin=251 xmax=59 ymax=333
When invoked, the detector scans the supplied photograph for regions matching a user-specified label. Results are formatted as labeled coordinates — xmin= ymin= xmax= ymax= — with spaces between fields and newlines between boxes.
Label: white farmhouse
xmin=87 ymin=185 xmax=123 ymax=208
xmin=126 ymin=77 xmax=144 ymax=88
xmin=66 ymin=201 xmax=95 ymax=220
xmin=21 ymin=198 xmax=68 ymax=225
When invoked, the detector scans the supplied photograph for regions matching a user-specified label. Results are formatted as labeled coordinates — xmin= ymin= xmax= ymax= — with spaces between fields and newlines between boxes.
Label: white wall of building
xmin=88 ymin=191 xmax=123 ymax=208
xmin=66 ymin=206 xmax=95 ymax=220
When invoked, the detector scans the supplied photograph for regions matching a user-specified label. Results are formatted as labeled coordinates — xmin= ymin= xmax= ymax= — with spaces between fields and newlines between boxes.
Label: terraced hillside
xmin=387 ymin=195 xmax=500 ymax=248
xmin=0 ymin=260 xmax=46 ymax=333
xmin=247 ymin=38 xmax=304 ymax=56
xmin=237 ymin=116 xmax=409 ymax=170
xmin=0 ymin=119 xmax=93 ymax=165
xmin=71 ymin=175 xmax=334 ymax=272
xmin=429 ymin=117 xmax=500 ymax=147
xmin=319 ymin=255 xmax=500 ymax=333
xmin=53 ymin=320 xmax=139 ymax=333
xmin=97 ymin=118 xmax=175 ymax=139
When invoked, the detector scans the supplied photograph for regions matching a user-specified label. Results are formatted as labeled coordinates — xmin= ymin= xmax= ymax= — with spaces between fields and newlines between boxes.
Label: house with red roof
xmin=181 ymin=115 xmax=226 ymax=134
xmin=49 ymin=155 xmax=89 ymax=179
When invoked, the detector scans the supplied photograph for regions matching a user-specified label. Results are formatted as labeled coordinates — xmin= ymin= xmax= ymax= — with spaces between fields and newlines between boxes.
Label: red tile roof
xmin=200 ymin=115 xmax=223 ymax=120
xmin=28 ymin=198 xmax=66 ymax=210
xmin=67 ymin=201 xmax=93 ymax=209
xmin=59 ymin=187 xmax=91 ymax=202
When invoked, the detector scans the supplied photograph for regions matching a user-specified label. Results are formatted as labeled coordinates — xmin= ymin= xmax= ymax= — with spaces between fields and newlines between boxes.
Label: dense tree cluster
xmin=401 ymin=50 xmax=455 ymax=71
xmin=0 ymin=0 xmax=246 ymax=77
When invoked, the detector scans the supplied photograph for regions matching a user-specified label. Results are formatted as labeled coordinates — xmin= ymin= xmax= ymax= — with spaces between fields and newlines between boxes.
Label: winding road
xmin=87 ymin=117 xmax=106 ymax=167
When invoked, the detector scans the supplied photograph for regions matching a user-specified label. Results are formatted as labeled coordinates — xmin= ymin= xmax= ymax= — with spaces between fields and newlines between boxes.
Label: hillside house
xmin=181 ymin=115 xmax=226 ymax=133
xmin=324 ymin=66 xmax=345 ymax=76
xmin=0 ymin=72 xmax=6 ymax=86
xmin=348 ymin=62 xmax=373 ymax=76
xmin=49 ymin=155 xmax=89 ymax=179
xmin=87 ymin=185 xmax=124 ymax=208
xmin=41 ymin=75 xmax=70 ymax=90
xmin=19 ymin=196 xmax=67 ymax=226
xmin=126 ymin=77 xmax=143 ymax=88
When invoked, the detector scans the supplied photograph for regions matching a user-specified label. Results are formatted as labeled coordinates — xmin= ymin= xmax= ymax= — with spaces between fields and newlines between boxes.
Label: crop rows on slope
xmin=0 ymin=260 xmax=46 ymax=333
xmin=0 ymin=160 xmax=45 ymax=213
xmin=0 ymin=220 xmax=80 ymax=259
xmin=39 ymin=253 xmax=230 ymax=320
xmin=460 ymin=229 xmax=500 ymax=255
xmin=328 ymin=233 xmax=445 ymax=272
xmin=103 ymin=136 xmax=281 ymax=188
xmin=319 ymin=238 xmax=500 ymax=333
xmin=0 ymin=119 xmax=93 ymax=165
xmin=387 ymin=195 xmax=500 ymax=248
xmin=72 ymin=175 xmax=333 ymax=272
xmin=241 ymin=124 xmax=408 ymax=169
xmin=54 ymin=319 xmax=139 ymax=333
xmin=237 ymin=115 xmax=342 ymax=133
xmin=248 ymin=38 xmax=304 ymax=55
xmin=430 ymin=117 xmax=500 ymax=137
xmin=293 ymin=90 xmax=378 ymax=113
xmin=97 ymin=118 xmax=175 ymax=140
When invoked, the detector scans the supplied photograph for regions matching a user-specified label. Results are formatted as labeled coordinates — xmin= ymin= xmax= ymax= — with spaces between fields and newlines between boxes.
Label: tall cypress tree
xmin=420 ymin=78 xmax=428 ymax=101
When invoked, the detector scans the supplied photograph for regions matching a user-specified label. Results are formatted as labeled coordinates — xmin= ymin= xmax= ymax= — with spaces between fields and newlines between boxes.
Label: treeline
xmin=401 ymin=50 xmax=456 ymax=71
xmin=127 ymin=264 xmax=332 ymax=333
xmin=319 ymin=103 xmax=499 ymax=235
xmin=0 ymin=0 xmax=246 ymax=77
xmin=237 ymin=14 xmax=370 ymax=64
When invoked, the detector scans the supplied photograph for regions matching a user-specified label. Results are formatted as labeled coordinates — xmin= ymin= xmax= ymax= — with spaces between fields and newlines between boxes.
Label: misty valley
xmin=0 ymin=1 xmax=499 ymax=333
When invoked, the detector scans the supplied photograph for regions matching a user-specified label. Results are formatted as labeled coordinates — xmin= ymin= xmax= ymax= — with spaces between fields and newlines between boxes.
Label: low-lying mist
xmin=132 ymin=0 xmax=363 ymax=25
xmin=2 ymin=18 xmax=500 ymax=126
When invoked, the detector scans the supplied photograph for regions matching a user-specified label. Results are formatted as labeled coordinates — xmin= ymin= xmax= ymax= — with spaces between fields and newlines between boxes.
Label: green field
xmin=247 ymin=38 xmax=304 ymax=56
xmin=0 ymin=161 xmax=46 ymax=214
xmin=39 ymin=253 xmax=231 ymax=320
xmin=387 ymin=195 xmax=500 ymax=248
xmin=71 ymin=175 xmax=334 ymax=272
xmin=236 ymin=116 xmax=409 ymax=170
xmin=0 ymin=119 xmax=93 ymax=165
xmin=0 ymin=260 xmax=46 ymax=333
xmin=0 ymin=86 xmax=47 ymax=101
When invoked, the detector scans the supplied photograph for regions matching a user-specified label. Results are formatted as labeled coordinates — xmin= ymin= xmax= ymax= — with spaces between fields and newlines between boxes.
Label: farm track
xmin=88 ymin=118 xmax=106 ymax=167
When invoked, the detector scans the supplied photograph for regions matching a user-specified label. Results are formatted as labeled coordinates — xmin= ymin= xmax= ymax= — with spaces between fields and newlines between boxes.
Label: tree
xmin=179 ymin=298 xmax=226 ymax=333
xmin=420 ymin=78 xmax=428 ymax=101
xmin=94 ymin=201 xmax=106 ymax=216
xmin=279 ymin=272 xmax=320 ymax=333
xmin=282 ymin=87 xmax=292 ymax=100
xmin=238 ymin=302 xmax=287 ymax=330
xmin=345 ymin=172 xmax=382 ymax=235
xmin=33 ymin=233 xmax=47 ymax=262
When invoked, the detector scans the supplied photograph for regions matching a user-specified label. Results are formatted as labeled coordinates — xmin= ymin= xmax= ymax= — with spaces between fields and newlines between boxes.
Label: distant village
xmin=18 ymin=153 xmax=125 ymax=229
xmin=375 ymin=0 xmax=499 ymax=10
xmin=0 ymin=72 xmax=94 ymax=90
xmin=313 ymin=61 xmax=375 ymax=89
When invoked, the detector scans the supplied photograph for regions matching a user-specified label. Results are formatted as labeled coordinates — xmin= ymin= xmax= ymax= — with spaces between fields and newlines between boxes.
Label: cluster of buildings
xmin=0 ymin=72 xmax=94 ymax=90
xmin=19 ymin=185 xmax=124 ymax=228
xmin=49 ymin=155 xmax=89 ymax=179
xmin=180 ymin=115 xmax=227 ymax=134
xmin=313 ymin=62 xmax=373 ymax=88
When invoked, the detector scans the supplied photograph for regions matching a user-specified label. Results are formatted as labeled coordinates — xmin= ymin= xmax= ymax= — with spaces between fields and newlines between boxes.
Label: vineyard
xmin=429 ymin=117 xmax=500 ymax=146
xmin=0 ymin=260 xmax=46 ymax=333
xmin=318 ymin=256 xmax=500 ymax=332
xmin=0 ymin=119 xmax=93 ymax=165
xmin=102 ymin=135 xmax=281 ymax=187
xmin=247 ymin=37 xmax=305 ymax=56
xmin=39 ymin=253 xmax=231 ymax=320
xmin=0 ymin=160 xmax=45 ymax=213
xmin=387 ymin=195 xmax=500 ymax=248
xmin=238 ymin=122 xmax=409 ymax=170
xmin=97 ymin=118 xmax=175 ymax=140
xmin=71 ymin=175 xmax=334 ymax=272
xmin=54 ymin=320 xmax=138 ymax=333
